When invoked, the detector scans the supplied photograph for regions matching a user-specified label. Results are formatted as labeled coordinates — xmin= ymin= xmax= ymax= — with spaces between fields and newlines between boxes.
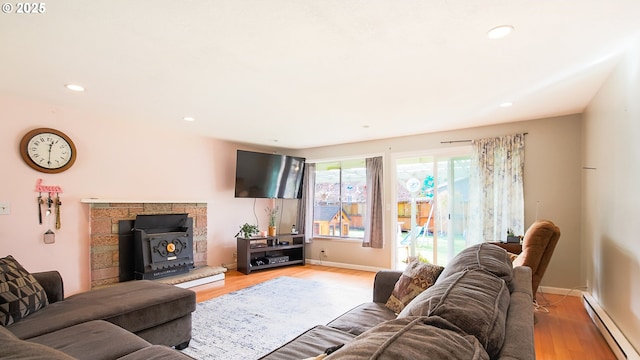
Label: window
xmin=394 ymin=152 xmax=472 ymax=268
xmin=313 ymin=159 xmax=366 ymax=239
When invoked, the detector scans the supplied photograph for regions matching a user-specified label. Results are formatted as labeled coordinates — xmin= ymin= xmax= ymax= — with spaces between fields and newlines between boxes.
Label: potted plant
xmin=235 ymin=223 xmax=259 ymax=239
xmin=265 ymin=206 xmax=279 ymax=236
xmin=506 ymin=228 xmax=520 ymax=243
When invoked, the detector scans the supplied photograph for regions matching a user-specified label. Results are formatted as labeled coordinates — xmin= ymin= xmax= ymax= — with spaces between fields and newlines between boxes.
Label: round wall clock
xmin=20 ymin=128 xmax=77 ymax=173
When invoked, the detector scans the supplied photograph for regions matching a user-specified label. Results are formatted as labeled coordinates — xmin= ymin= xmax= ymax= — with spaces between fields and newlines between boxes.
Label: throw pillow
xmin=385 ymin=259 xmax=443 ymax=314
xmin=0 ymin=255 xmax=49 ymax=326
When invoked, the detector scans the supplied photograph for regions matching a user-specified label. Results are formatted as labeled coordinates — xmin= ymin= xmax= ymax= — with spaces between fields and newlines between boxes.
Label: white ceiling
xmin=1 ymin=1 xmax=639 ymax=149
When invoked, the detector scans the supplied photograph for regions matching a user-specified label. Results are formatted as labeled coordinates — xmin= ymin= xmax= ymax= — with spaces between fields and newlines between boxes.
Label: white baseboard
xmin=582 ymin=293 xmax=640 ymax=360
xmin=305 ymin=259 xmax=383 ymax=273
xmin=174 ymin=273 xmax=225 ymax=289
xmin=538 ymin=285 xmax=585 ymax=297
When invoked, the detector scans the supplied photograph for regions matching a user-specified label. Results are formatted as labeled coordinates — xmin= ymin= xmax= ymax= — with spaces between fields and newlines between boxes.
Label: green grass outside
xmin=397 ymin=233 xmax=467 ymax=268
xmin=314 ymin=229 xmax=468 ymax=269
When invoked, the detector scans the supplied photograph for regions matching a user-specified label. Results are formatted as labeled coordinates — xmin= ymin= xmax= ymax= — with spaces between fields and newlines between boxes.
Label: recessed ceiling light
xmin=182 ymin=116 xmax=195 ymax=122
xmin=500 ymin=102 xmax=513 ymax=108
xmin=487 ymin=25 xmax=514 ymax=39
xmin=64 ymin=84 xmax=85 ymax=92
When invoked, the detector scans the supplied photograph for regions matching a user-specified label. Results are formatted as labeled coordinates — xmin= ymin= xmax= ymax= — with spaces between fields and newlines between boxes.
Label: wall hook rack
xmin=34 ymin=179 xmax=64 ymax=230
xmin=34 ymin=178 xmax=63 ymax=195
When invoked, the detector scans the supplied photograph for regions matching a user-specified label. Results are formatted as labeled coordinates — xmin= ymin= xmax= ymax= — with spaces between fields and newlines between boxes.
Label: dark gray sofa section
xmin=259 ymin=325 xmax=357 ymax=359
xmin=497 ymin=266 xmax=537 ymax=359
xmin=28 ymin=320 xmax=158 ymax=359
xmin=8 ymin=271 xmax=195 ymax=349
xmin=1 ymin=320 xmax=193 ymax=360
xmin=260 ymin=244 xmax=535 ymax=360
xmin=2 ymin=271 xmax=196 ymax=360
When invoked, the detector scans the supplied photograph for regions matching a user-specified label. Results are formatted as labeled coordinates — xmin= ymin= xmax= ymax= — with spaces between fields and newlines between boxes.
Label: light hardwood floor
xmin=190 ymin=264 xmax=616 ymax=360
xmin=533 ymin=291 xmax=616 ymax=360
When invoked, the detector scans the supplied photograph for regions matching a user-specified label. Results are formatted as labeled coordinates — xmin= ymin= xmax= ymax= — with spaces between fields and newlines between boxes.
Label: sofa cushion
xmin=326 ymin=302 xmax=397 ymax=336
xmin=325 ymin=316 xmax=489 ymax=360
xmin=1 ymin=322 xmax=18 ymax=339
xmin=0 ymin=255 xmax=49 ymax=326
xmin=259 ymin=325 xmax=356 ymax=360
xmin=398 ymin=268 xmax=510 ymax=358
xmin=120 ymin=345 xmax=195 ymax=360
xmin=28 ymin=320 xmax=150 ymax=360
xmin=3 ymin=337 xmax=75 ymax=360
xmin=7 ymin=279 xmax=195 ymax=340
xmin=437 ymin=243 xmax=513 ymax=284
xmin=384 ymin=259 xmax=443 ymax=314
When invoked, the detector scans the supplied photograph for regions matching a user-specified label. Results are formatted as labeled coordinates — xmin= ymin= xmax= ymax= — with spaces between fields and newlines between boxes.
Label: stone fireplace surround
xmin=82 ymin=200 xmax=207 ymax=289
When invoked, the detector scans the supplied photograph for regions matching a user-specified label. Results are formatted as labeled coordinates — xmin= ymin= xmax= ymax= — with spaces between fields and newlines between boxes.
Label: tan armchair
xmin=497 ymin=220 xmax=561 ymax=299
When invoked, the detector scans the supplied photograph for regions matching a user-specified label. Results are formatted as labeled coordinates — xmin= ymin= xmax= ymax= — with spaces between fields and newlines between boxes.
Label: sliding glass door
xmin=394 ymin=151 xmax=471 ymax=269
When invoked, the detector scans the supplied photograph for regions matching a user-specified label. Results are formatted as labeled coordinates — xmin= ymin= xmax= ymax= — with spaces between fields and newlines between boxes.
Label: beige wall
xmin=0 ymin=95 xmax=276 ymax=295
xmin=582 ymin=37 xmax=640 ymax=352
xmin=293 ymin=114 xmax=584 ymax=290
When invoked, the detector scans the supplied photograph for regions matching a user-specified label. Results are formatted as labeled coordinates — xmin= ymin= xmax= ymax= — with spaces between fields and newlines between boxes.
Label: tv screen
xmin=234 ymin=150 xmax=306 ymax=199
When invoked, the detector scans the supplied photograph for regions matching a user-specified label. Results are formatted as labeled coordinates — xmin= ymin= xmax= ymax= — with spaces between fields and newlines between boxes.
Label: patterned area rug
xmin=180 ymin=276 xmax=370 ymax=360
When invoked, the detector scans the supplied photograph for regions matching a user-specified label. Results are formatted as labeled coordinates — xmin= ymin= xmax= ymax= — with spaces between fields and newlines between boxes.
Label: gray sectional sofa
xmin=259 ymin=243 xmax=535 ymax=360
xmin=3 ymin=243 xmax=534 ymax=359
xmin=1 ymin=255 xmax=195 ymax=360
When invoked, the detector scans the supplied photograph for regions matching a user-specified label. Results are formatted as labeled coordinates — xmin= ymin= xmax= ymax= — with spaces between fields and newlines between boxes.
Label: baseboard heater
xmin=582 ymin=293 xmax=640 ymax=360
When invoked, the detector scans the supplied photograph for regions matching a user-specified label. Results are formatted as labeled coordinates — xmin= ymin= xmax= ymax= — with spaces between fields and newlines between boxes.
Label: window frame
xmin=310 ymin=157 xmax=369 ymax=241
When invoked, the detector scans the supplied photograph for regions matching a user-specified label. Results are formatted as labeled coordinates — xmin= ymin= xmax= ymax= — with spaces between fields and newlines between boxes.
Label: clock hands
xmin=47 ymin=142 xmax=53 ymax=166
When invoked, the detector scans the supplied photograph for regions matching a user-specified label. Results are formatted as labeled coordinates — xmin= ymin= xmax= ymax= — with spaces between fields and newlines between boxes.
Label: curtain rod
xmin=440 ymin=132 xmax=528 ymax=144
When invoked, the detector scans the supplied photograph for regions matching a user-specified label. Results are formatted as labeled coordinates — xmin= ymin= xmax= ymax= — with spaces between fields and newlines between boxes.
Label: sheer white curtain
xmin=468 ymin=133 xmax=525 ymax=243
xmin=363 ymin=156 xmax=383 ymax=248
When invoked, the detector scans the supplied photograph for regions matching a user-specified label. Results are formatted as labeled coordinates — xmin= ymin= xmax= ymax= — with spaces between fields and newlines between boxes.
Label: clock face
xmin=20 ymin=128 xmax=76 ymax=173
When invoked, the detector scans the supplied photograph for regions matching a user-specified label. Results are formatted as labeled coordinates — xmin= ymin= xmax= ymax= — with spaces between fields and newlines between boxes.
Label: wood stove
xmin=119 ymin=214 xmax=194 ymax=281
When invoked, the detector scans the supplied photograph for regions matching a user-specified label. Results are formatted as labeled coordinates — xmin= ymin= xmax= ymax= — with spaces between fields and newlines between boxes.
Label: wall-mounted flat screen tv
xmin=234 ymin=150 xmax=306 ymax=199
